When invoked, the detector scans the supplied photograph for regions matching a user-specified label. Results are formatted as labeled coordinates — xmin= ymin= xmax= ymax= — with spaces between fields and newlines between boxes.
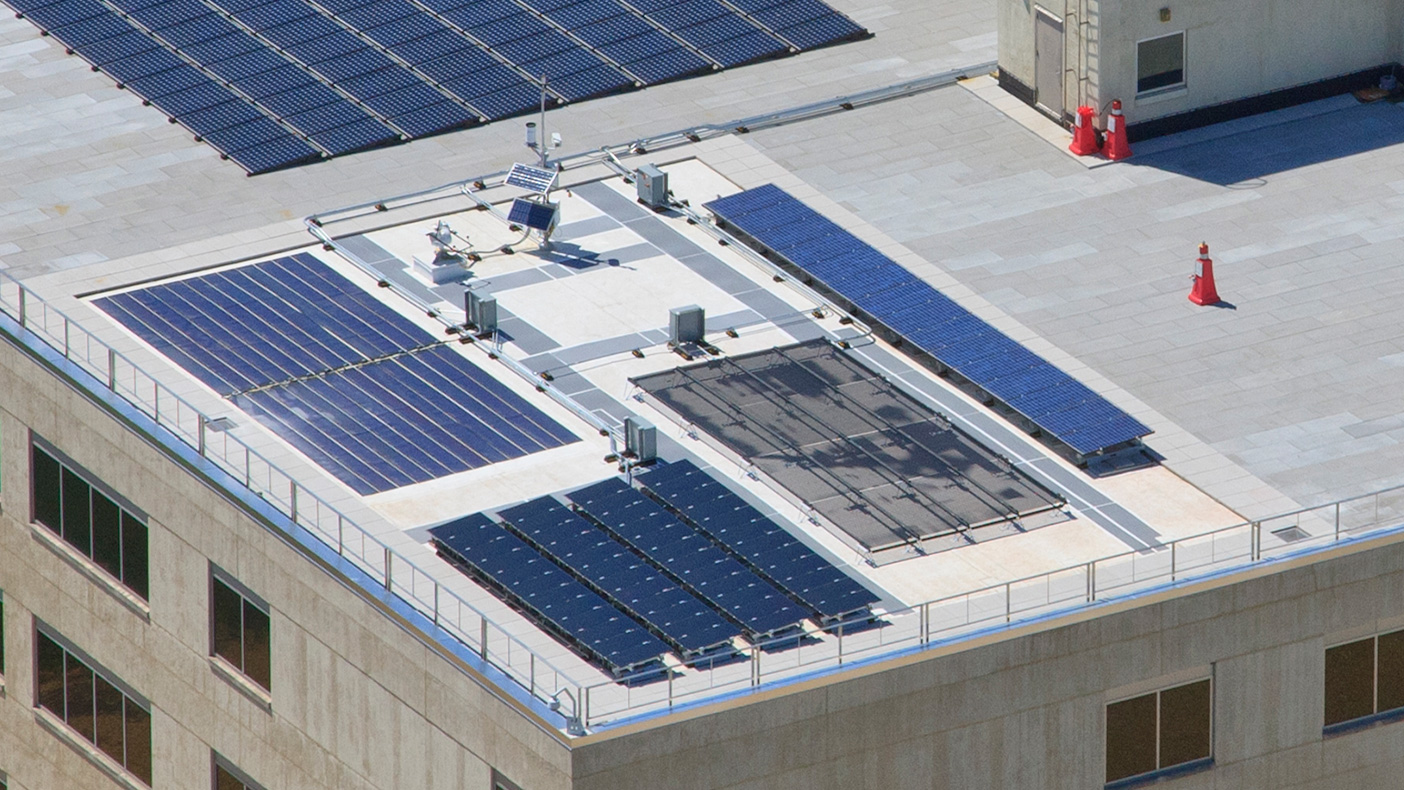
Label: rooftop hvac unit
xmin=465 ymin=290 xmax=497 ymax=334
xmin=669 ymin=305 xmax=705 ymax=345
xmin=624 ymin=416 xmax=657 ymax=463
xmin=636 ymin=164 xmax=668 ymax=209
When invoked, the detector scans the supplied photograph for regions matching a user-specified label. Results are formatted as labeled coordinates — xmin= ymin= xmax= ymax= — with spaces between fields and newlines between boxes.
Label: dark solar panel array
xmin=704 ymin=185 xmax=1152 ymax=457
xmin=96 ymin=253 xmax=577 ymax=494
xmin=497 ymin=497 xmax=739 ymax=654
xmin=4 ymin=0 xmax=866 ymax=173
xmin=638 ymin=459 xmax=878 ymax=620
xmin=567 ymin=477 xmax=810 ymax=637
xmin=429 ymin=513 xmax=671 ymax=675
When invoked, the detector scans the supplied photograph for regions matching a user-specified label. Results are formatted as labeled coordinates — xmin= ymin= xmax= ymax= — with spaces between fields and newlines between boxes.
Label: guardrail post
xmin=1336 ymin=502 xmax=1342 ymax=541
xmin=1005 ymin=582 xmax=1012 ymax=622
xmin=1171 ymin=542 xmax=1177 ymax=581
xmin=921 ymin=602 xmax=929 ymax=644
xmin=668 ymin=669 xmax=674 ymax=707
xmin=289 ymin=482 xmax=298 ymax=523
xmin=384 ymin=547 xmax=392 ymax=590
xmin=63 ymin=318 xmax=69 ymax=358
xmin=480 ymin=617 xmax=488 ymax=659
xmin=197 ymin=415 xmax=206 ymax=457
xmin=751 ymin=647 xmax=760 ymax=686
xmin=17 ymin=288 xmax=25 ymax=328
xmin=433 ymin=583 xmax=439 ymax=626
xmin=529 ymin=654 xmax=535 ymax=696
xmin=1251 ymin=522 xmax=1261 ymax=561
xmin=337 ymin=515 xmax=344 ymax=556
xmin=107 ymin=348 xmax=116 ymax=390
xmin=838 ymin=623 xmax=845 ymax=665
xmin=1088 ymin=561 xmax=1096 ymax=602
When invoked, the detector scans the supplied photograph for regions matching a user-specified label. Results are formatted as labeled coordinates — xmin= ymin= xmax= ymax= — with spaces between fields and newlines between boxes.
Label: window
xmin=211 ymin=570 xmax=271 ymax=692
xmin=213 ymin=753 xmax=266 ymax=790
xmin=1106 ymin=678 xmax=1211 ymax=785
xmin=1137 ymin=32 xmax=1185 ymax=94
xmin=31 ymin=443 xmax=149 ymax=600
xmin=34 ymin=625 xmax=152 ymax=785
xmin=1325 ymin=630 xmax=1404 ymax=728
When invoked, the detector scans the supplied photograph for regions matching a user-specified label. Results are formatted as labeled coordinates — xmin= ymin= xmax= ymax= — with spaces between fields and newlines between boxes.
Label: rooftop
xmin=8 ymin=0 xmax=1404 ymax=736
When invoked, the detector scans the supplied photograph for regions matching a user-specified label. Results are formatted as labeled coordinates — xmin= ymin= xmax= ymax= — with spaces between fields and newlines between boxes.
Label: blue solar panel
xmin=772 ymin=11 xmax=863 ymax=49
xmin=508 ymin=199 xmax=557 ymax=231
xmin=179 ymin=100 xmax=266 ymax=135
xmin=639 ymin=460 xmax=879 ymax=620
xmin=426 ymin=516 xmax=668 ymax=676
xmin=498 ymin=496 xmax=739 ymax=653
xmin=258 ymin=82 xmax=340 ymax=117
xmin=430 ymin=513 xmax=669 ymax=674
xmin=704 ymin=185 xmax=1153 ymax=456
xmin=200 ymin=115 xmax=293 ymax=153
xmin=284 ymin=100 xmax=374 ymax=134
xmin=98 ymin=255 xmax=578 ymax=492
xmin=124 ymin=63 xmax=208 ymax=97
xmin=389 ymin=100 xmax=477 ymax=136
xmin=568 ymin=478 xmax=809 ymax=636
xmin=150 ymin=81 xmax=241 ymax=116
xmin=313 ymin=118 xmax=402 ymax=155
xmin=10 ymin=0 xmax=862 ymax=176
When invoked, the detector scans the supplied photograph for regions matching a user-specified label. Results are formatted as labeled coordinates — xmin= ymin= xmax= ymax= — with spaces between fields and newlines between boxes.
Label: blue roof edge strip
xmin=704 ymin=185 xmax=1152 ymax=457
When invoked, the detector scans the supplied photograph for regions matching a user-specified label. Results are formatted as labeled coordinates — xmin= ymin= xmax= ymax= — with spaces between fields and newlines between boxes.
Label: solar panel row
xmin=638 ymin=459 xmax=879 ymax=620
xmin=96 ymin=254 xmax=578 ymax=494
xmin=429 ymin=468 xmax=877 ymax=676
xmin=704 ymin=184 xmax=1152 ymax=457
xmin=3 ymin=0 xmax=865 ymax=172
xmin=497 ymin=497 xmax=739 ymax=654
xmin=430 ymin=513 xmax=671 ymax=675
xmin=567 ymin=477 xmax=812 ymax=637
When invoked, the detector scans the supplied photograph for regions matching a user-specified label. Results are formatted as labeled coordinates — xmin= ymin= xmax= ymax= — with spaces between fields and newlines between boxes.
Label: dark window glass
xmin=1159 ymin=679 xmax=1211 ymax=768
xmin=216 ymin=764 xmax=246 ymax=790
xmin=33 ymin=446 xmax=62 ymax=530
xmin=125 ymin=697 xmax=152 ymax=785
xmin=1137 ymin=33 xmax=1184 ymax=93
xmin=35 ymin=628 xmax=151 ymax=785
xmin=31 ymin=445 xmax=148 ymax=601
xmin=122 ymin=514 xmax=150 ymax=601
xmin=61 ymin=467 xmax=92 ymax=555
xmin=243 ymin=599 xmax=271 ymax=692
xmin=212 ymin=579 xmax=244 ymax=670
xmin=92 ymin=491 xmax=124 ymax=580
xmin=1325 ymin=638 xmax=1375 ymax=726
xmin=1106 ymin=692 xmax=1157 ymax=783
xmin=65 ymin=652 xmax=96 ymax=743
xmin=36 ymin=631 xmax=65 ymax=715
xmin=94 ymin=674 xmax=126 ymax=762
xmin=1378 ymin=630 xmax=1404 ymax=714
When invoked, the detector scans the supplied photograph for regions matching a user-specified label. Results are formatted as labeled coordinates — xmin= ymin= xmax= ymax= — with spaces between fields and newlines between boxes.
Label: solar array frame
xmin=497 ymin=497 xmax=740 ymax=654
xmin=96 ymin=253 xmax=578 ymax=494
xmin=638 ymin=459 xmax=879 ymax=621
xmin=703 ymin=184 xmax=1153 ymax=457
xmin=1 ymin=0 xmax=865 ymax=172
xmin=567 ymin=477 xmax=810 ymax=637
xmin=429 ymin=513 xmax=670 ymax=674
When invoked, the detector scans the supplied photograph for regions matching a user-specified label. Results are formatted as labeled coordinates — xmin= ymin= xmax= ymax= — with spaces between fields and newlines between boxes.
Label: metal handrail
xmin=573 ymin=482 xmax=1404 ymax=729
xmin=0 ymin=273 xmax=585 ymax=727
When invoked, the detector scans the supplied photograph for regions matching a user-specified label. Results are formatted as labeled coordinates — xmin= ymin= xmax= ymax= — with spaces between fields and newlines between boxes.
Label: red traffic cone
xmin=1188 ymin=242 xmax=1220 ymax=306
xmin=1103 ymin=99 xmax=1132 ymax=161
xmin=1068 ymin=105 xmax=1100 ymax=156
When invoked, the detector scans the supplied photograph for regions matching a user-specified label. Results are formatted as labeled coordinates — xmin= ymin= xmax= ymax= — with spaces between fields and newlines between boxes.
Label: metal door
xmin=1034 ymin=9 xmax=1065 ymax=117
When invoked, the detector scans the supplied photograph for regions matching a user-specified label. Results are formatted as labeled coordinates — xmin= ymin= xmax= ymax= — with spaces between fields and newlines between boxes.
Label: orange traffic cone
xmin=1068 ymin=105 xmax=1099 ymax=156
xmin=1103 ymin=99 xmax=1132 ymax=161
xmin=1188 ymin=242 xmax=1220 ymax=306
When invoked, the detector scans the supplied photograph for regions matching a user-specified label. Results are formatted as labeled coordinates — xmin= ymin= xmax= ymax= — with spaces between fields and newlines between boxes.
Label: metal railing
xmin=8 ymin=244 xmax=1404 ymax=735
xmin=574 ymin=484 xmax=1404 ymax=729
xmin=0 ymin=274 xmax=584 ymax=726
